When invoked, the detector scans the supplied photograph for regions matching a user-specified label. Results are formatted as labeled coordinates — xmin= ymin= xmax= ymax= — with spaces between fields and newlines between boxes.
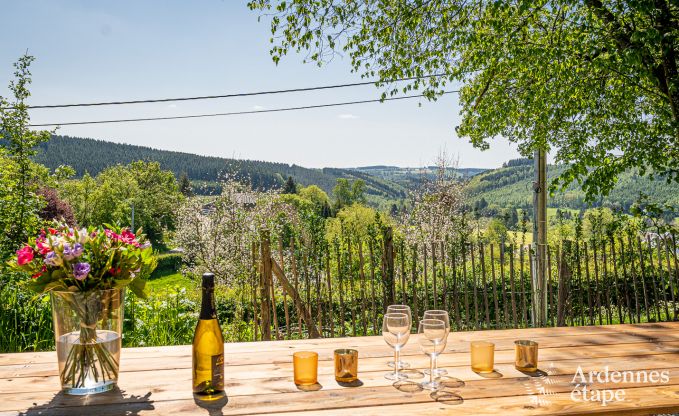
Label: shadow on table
xmin=18 ymin=386 xmax=154 ymax=416
xmin=474 ymin=369 xmax=503 ymax=379
xmin=194 ymin=392 xmax=229 ymax=416
xmin=295 ymin=382 xmax=323 ymax=392
xmin=392 ymin=377 xmax=465 ymax=406
xmin=337 ymin=379 xmax=363 ymax=388
xmin=518 ymin=369 xmax=548 ymax=377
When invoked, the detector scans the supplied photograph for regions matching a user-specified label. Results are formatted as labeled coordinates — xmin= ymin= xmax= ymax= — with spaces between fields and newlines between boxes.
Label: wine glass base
xmin=420 ymin=380 xmax=442 ymax=390
xmin=384 ymin=372 xmax=408 ymax=381
xmin=423 ymin=368 xmax=447 ymax=376
xmin=386 ymin=361 xmax=410 ymax=369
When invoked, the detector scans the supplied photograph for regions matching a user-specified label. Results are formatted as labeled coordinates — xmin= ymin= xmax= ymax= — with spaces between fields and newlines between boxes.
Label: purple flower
xmin=63 ymin=243 xmax=84 ymax=260
xmin=44 ymin=251 xmax=63 ymax=267
xmin=73 ymin=262 xmax=90 ymax=281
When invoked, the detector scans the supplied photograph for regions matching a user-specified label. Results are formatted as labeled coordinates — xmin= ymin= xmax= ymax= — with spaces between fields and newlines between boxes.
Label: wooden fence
xmin=244 ymin=228 xmax=679 ymax=340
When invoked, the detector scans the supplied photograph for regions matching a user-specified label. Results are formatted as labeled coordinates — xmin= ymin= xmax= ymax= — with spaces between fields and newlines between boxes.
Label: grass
xmin=146 ymin=271 xmax=194 ymax=292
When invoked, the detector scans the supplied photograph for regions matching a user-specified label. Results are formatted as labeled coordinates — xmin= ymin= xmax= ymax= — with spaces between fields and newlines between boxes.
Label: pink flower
xmin=35 ymin=238 xmax=51 ymax=256
xmin=16 ymin=246 xmax=34 ymax=266
xmin=104 ymin=229 xmax=120 ymax=241
xmin=120 ymin=229 xmax=137 ymax=245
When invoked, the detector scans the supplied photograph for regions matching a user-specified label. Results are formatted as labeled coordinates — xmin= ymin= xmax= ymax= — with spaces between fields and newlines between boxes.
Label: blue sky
xmin=0 ymin=0 xmax=521 ymax=169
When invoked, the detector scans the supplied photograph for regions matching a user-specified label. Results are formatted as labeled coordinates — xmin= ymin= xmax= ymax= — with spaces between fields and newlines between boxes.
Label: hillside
xmin=350 ymin=165 xmax=486 ymax=189
xmin=33 ymin=135 xmax=407 ymax=199
xmin=466 ymin=159 xmax=679 ymax=212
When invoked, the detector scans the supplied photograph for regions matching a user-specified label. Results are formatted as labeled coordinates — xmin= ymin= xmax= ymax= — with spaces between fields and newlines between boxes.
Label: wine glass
xmin=422 ymin=310 xmax=450 ymax=377
xmin=383 ymin=312 xmax=410 ymax=380
xmin=386 ymin=305 xmax=412 ymax=369
xmin=418 ymin=319 xmax=447 ymax=390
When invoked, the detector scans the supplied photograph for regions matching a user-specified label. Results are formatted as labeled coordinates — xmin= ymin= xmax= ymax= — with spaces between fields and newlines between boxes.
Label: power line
xmin=13 ymin=74 xmax=449 ymax=110
xmin=28 ymin=91 xmax=458 ymax=127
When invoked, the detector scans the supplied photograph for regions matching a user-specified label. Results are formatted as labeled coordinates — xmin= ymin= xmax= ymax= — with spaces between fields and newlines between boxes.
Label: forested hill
xmin=33 ymin=135 xmax=407 ymax=198
xmin=466 ymin=158 xmax=679 ymax=212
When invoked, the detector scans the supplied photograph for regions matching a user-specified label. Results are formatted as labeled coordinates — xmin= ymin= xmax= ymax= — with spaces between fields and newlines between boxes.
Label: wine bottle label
xmin=211 ymin=353 xmax=224 ymax=386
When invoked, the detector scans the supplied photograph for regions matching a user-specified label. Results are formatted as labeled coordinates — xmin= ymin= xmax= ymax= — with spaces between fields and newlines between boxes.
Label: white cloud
xmin=252 ymin=105 xmax=266 ymax=110
xmin=338 ymin=113 xmax=359 ymax=119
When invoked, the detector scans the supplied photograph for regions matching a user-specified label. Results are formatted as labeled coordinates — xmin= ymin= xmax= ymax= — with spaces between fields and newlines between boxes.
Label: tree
xmin=178 ymin=172 xmax=193 ymax=197
xmin=37 ymin=187 xmax=75 ymax=225
xmin=486 ymin=218 xmax=509 ymax=244
xmin=59 ymin=161 xmax=183 ymax=246
xmin=249 ymin=0 xmax=679 ymax=201
xmin=299 ymin=185 xmax=332 ymax=217
xmin=0 ymin=55 xmax=50 ymax=259
xmin=282 ymin=176 xmax=296 ymax=194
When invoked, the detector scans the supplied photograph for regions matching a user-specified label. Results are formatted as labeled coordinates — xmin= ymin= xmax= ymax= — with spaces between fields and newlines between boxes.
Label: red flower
xmin=16 ymin=246 xmax=34 ymax=266
xmin=32 ymin=266 xmax=47 ymax=279
xmin=48 ymin=228 xmax=57 ymax=235
xmin=108 ymin=267 xmax=121 ymax=276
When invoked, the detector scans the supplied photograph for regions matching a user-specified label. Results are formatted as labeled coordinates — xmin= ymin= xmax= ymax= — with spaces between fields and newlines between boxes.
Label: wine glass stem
xmin=394 ymin=349 xmax=399 ymax=378
xmin=429 ymin=354 xmax=437 ymax=384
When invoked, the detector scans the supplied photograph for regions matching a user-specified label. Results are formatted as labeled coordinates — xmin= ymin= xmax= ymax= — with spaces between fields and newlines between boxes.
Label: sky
xmin=0 ymin=0 xmax=522 ymax=169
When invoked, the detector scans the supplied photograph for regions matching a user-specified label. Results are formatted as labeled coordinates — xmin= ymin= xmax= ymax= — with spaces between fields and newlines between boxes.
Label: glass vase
xmin=51 ymin=288 xmax=124 ymax=395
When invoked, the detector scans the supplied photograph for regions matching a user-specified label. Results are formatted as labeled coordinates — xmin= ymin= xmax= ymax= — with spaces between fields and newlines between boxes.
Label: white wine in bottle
xmin=192 ymin=273 xmax=225 ymax=396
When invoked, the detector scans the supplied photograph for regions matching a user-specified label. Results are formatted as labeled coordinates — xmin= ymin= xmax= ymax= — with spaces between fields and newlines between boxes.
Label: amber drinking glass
xmin=293 ymin=351 xmax=318 ymax=386
xmin=515 ymin=340 xmax=538 ymax=372
xmin=334 ymin=349 xmax=358 ymax=383
xmin=470 ymin=341 xmax=495 ymax=373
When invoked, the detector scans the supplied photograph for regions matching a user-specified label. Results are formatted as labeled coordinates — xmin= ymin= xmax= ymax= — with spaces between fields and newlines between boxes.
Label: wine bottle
xmin=192 ymin=273 xmax=225 ymax=396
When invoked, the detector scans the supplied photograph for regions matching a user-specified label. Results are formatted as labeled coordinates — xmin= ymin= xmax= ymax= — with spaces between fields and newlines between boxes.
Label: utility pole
xmin=532 ymin=149 xmax=548 ymax=327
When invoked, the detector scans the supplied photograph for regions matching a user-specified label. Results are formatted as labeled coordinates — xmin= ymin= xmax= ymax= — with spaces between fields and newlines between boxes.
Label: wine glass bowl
xmin=383 ymin=312 xmax=410 ymax=380
xmin=418 ymin=319 xmax=447 ymax=390
xmin=385 ymin=305 xmax=412 ymax=369
xmin=422 ymin=310 xmax=450 ymax=377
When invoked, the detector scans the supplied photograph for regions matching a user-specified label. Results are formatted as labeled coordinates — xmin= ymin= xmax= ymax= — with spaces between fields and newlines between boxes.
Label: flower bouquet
xmin=10 ymin=223 xmax=156 ymax=394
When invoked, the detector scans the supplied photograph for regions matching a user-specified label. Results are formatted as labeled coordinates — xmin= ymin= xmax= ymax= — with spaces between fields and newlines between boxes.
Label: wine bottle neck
xmin=199 ymin=287 xmax=217 ymax=320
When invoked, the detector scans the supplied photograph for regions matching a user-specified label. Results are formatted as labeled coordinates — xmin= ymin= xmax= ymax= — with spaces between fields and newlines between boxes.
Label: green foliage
xmin=150 ymin=253 xmax=183 ymax=279
xmin=0 ymin=282 xmax=53 ymax=352
xmin=485 ymin=218 xmax=508 ymax=244
xmin=326 ymin=204 xmax=388 ymax=243
xmin=467 ymin=163 xmax=679 ymax=214
xmin=178 ymin=172 xmax=193 ymax=197
xmin=332 ymin=178 xmax=366 ymax=210
xmin=0 ymin=55 xmax=51 ymax=260
xmin=282 ymin=176 xmax=296 ymax=194
xmin=249 ymin=0 xmax=679 ymax=202
xmin=59 ymin=161 xmax=183 ymax=246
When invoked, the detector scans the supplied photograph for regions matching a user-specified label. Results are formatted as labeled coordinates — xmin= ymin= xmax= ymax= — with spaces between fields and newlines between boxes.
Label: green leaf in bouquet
xmin=128 ymin=277 xmax=148 ymax=299
xmin=113 ymin=279 xmax=131 ymax=288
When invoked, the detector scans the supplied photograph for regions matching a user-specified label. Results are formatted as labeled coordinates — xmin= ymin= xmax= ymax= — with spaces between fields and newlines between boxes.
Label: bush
xmin=150 ymin=253 xmax=183 ymax=279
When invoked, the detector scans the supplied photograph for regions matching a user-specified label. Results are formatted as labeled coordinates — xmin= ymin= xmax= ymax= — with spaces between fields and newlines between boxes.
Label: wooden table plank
xmin=1 ymin=323 xmax=678 ymax=415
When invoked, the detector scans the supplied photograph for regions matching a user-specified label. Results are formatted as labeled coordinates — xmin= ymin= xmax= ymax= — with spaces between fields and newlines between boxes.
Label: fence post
xmin=557 ymin=241 xmax=572 ymax=327
xmin=260 ymin=230 xmax=273 ymax=341
xmin=382 ymin=227 xmax=395 ymax=306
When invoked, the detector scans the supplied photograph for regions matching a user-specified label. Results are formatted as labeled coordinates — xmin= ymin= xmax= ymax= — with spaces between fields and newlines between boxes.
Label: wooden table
xmin=2 ymin=322 xmax=679 ymax=415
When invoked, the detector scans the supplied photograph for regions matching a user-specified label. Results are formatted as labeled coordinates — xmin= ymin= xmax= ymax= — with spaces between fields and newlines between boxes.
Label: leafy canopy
xmin=248 ymin=0 xmax=679 ymax=201
xmin=0 ymin=55 xmax=51 ymax=260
